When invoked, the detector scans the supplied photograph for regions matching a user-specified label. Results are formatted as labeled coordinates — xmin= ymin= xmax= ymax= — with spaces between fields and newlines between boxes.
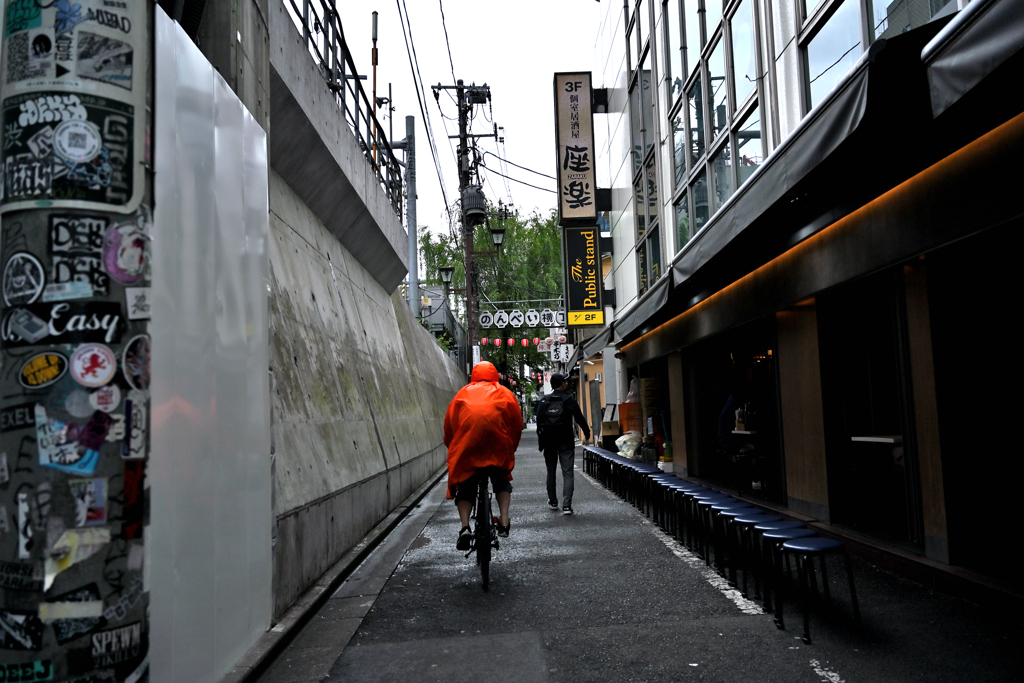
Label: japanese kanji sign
xmin=563 ymin=226 xmax=604 ymax=327
xmin=553 ymin=72 xmax=597 ymax=223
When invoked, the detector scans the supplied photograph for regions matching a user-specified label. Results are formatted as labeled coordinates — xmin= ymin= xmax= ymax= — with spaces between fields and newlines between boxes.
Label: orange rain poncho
xmin=444 ymin=361 xmax=523 ymax=498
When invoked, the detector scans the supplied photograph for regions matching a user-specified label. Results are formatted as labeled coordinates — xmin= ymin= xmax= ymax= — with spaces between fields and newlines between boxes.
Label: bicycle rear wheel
xmin=476 ymin=477 xmax=491 ymax=589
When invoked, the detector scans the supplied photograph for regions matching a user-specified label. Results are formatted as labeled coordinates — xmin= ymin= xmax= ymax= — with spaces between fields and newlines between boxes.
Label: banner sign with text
xmin=553 ymin=72 xmax=597 ymax=223
xmin=563 ymin=226 xmax=603 ymax=327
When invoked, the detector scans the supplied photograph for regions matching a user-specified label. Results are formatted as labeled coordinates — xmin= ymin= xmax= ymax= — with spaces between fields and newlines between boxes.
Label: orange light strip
xmin=622 ymin=110 xmax=1024 ymax=355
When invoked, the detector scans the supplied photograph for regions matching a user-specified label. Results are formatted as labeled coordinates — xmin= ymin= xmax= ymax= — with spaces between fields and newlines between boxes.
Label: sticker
xmin=0 ymin=504 xmax=9 ymax=534
xmin=0 ymin=451 xmax=8 ymax=483
xmin=1 ymin=92 xmax=136 ymax=209
xmin=101 ymin=573 xmax=142 ymax=621
xmin=35 ymin=404 xmax=101 ymax=475
xmin=17 ymin=490 xmax=32 ymax=558
xmin=65 ymin=389 xmax=94 ymax=418
xmin=3 ymin=251 xmax=45 ymax=305
xmin=77 ymin=32 xmax=132 ymax=90
xmin=1 ymin=402 xmax=36 ymax=432
xmin=67 ymin=671 xmax=116 ymax=683
xmin=7 ymin=306 xmax=49 ymax=343
xmin=126 ymin=543 xmax=143 ymax=570
xmin=105 ymin=413 xmax=124 ymax=441
xmin=42 ymin=280 xmax=95 ymax=301
xmin=49 ymin=214 xmax=109 ymax=295
xmin=68 ymin=477 xmax=107 ymax=526
xmin=19 ymin=351 xmax=68 ymax=389
xmin=124 ymin=286 xmax=149 ymax=320
xmin=122 ymin=392 xmax=145 ymax=460
xmin=0 ymin=659 xmax=53 ymax=682
xmin=120 ymin=461 xmax=142 ymax=539
xmin=5 ymin=29 xmax=46 ymax=83
xmin=0 ymin=607 xmax=44 ymax=649
xmin=53 ymin=119 xmax=102 ymax=164
xmin=103 ymin=220 xmax=146 ymax=284
xmin=46 ymin=584 xmax=107 ymax=645
xmin=70 ymin=342 xmax=117 ymax=387
xmin=68 ymin=620 xmax=144 ymax=673
xmin=2 ymin=301 xmax=123 ymax=348
xmin=43 ymin=527 xmax=110 ymax=590
xmin=0 ymin=559 xmax=42 ymax=591
xmin=5 ymin=0 xmax=43 ymax=37
xmin=120 ymin=334 xmax=148 ymax=390
xmin=89 ymin=384 xmax=120 ymax=412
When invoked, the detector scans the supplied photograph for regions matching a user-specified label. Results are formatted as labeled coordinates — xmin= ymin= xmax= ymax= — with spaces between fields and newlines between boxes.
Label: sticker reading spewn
xmin=20 ymin=351 xmax=67 ymax=388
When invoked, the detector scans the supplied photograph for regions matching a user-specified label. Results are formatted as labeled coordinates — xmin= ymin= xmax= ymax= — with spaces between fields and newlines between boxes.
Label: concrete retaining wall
xmin=267 ymin=170 xmax=462 ymax=617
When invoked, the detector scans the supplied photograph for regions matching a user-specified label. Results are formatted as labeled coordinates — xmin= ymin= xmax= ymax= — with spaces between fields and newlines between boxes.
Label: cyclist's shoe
xmin=496 ymin=520 xmax=510 ymax=538
xmin=562 ymin=505 xmax=574 ymax=515
xmin=456 ymin=526 xmax=472 ymax=550
xmin=548 ymin=500 xmax=559 ymax=510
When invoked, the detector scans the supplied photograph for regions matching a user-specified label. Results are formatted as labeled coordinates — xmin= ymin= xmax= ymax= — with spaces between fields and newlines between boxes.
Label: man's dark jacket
xmin=537 ymin=389 xmax=590 ymax=450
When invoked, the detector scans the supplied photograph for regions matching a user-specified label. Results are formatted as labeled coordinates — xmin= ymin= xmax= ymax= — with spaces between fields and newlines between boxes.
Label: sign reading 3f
xmin=554 ymin=73 xmax=597 ymax=223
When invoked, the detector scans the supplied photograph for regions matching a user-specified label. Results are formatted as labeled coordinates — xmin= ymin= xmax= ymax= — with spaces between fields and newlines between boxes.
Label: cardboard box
xmin=601 ymin=421 xmax=621 ymax=436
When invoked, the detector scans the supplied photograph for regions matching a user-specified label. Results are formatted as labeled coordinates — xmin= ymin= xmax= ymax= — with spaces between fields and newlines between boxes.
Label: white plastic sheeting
xmin=149 ymin=8 xmax=272 ymax=682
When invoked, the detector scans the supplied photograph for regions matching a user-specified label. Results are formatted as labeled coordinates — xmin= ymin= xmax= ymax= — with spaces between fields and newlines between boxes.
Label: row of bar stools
xmin=731 ymin=512 xmax=782 ymax=598
xmin=777 ymin=537 xmax=860 ymax=644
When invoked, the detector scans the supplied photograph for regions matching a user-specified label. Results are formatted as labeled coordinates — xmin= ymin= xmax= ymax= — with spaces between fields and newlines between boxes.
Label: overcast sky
xmin=338 ymin=1 xmax=604 ymax=237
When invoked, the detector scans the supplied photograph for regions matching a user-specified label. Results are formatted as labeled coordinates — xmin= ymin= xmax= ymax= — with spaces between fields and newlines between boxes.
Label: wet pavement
xmin=255 ymin=425 xmax=1022 ymax=683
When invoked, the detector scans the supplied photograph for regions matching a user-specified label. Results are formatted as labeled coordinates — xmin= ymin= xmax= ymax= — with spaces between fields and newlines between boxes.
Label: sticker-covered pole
xmin=0 ymin=0 xmax=154 ymax=678
xmin=405 ymin=115 xmax=418 ymax=318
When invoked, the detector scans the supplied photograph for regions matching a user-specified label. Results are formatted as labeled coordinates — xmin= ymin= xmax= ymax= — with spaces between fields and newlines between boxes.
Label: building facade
xmin=579 ymin=0 xmax=1024 ymax=587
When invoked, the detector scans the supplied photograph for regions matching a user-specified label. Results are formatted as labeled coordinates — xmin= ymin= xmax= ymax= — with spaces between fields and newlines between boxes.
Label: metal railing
xmin=282 ymin=0 xmax=403 ymax=217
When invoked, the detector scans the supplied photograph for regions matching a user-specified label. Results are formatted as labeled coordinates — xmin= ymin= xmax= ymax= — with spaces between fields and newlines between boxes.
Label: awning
xmin=579 ymin=323 xmax=614 ymax=359
xmin=612 ymin=270 xmax=674 ymax=342
xmin=923 ymin=0 xmax=1024 ymax=117
xmin=671 ymin=45 xmax=875 ymax=287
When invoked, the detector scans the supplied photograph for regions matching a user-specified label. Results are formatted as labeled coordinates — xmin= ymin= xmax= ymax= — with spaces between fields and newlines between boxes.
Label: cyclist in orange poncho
xmin=444 ymin=361 xmax=523 ymax=549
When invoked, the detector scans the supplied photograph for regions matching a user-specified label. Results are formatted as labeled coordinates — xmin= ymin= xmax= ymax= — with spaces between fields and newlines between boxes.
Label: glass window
xmin=648 ymin=230 xmax=662 ymax=283
xmin=803 ymin=0 xmax=827 ymax=17
xmin=731 ymin=0 xmax=757 ymax=105
xmin=683 ymin=0 xmax=702 ymax=75
xmin=638 ymin=239 xmax=649 ymax=295
xmin=690 ymin=169 xmax=709 ymax=233
xmin=673 ymin=111 xmax=686 ymax=186
xmin=687 ymin=79 xmax=705 ymax=165
xmin=806 ymin=0 xmax=862 ymax=108
xmin=872 ymin=0 xmax=956 ymax=40
xmin=675 ymin=193 xmax=691 ymax=248
xmin=641 ymin=66 xmax=654 ymax=156
xmin=634 ymin=173 xmax=647 ymax=238
xmin=646 ymin=155 xmax=659 ymax=226
xmin=705 ymin=0 xmax=723 ymax=35
xmin=638 ymin=0 xmax=649 ymax=50
xmin=710 ymin=143 xmax=734 ymax=213
xmin=631 ymin=85 xmax=643 ymax=175
xmin=708 ymin=40 xmax=729 ymax=138
xmin=736 ymin=104 xmax=762 ymax=186
xmin=666 ymin=0 xmax=684 ymax=101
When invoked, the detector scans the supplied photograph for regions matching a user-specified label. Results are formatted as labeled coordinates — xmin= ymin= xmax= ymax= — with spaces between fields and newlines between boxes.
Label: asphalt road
xmin=257 ymin=425 xmax=1022 ymax=683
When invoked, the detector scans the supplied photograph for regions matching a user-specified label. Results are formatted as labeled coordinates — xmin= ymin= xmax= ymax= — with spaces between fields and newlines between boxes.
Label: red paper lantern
xmin=533 ymin=337 xmax=539 ymax=345
xmin=481 ymin=338 xmax=488 ymax=345
xmin=494 ymin=338 xmax=502 ymax=347
xmin=521 ymin=339 xmax=528 ymax=347
xmin=558 ymin=335 xmax=566 ymax=343
xmin=507 ymin=338 xmax=514 ymax=347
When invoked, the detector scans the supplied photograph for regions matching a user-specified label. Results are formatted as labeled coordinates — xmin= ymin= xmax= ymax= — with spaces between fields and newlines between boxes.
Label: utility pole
xmin=405 ymin=116 xmax=418 ymax=317
xmin=456 ymin=80 xmax=475 ymax=353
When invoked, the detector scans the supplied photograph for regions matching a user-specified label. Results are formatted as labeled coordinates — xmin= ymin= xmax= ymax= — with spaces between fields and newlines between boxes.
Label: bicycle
xmin=463 ymin=468 xmax=501 ymax=589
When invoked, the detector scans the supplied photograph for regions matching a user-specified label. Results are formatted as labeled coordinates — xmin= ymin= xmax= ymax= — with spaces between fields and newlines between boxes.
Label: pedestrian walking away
xmin=535 ymin=372 xmax=591 ymax=515
xmin=444 ymin=361 xmax=523 ymax=549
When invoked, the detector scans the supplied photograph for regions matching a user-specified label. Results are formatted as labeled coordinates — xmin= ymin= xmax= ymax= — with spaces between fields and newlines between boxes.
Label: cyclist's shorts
xmin=453 ymin=468 xmax=513 ymax=503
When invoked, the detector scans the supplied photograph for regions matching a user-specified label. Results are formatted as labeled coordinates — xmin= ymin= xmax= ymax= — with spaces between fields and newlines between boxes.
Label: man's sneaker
xmin=456 ymin=526 xmax=472 ymax=550
xmin=496 ymin=520 xmax=510 ymax=538
xmin=562 ymin=505 xmax=574 ymax=515
xmin=548 ymin=500 xmax=559 ymax=510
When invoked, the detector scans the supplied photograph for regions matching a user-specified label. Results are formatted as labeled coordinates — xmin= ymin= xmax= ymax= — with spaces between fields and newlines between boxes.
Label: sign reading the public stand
xmin=553 ymin=72 xmax=597 ymax=223
xmin=563 ymin=226 xmax=604 ymax=327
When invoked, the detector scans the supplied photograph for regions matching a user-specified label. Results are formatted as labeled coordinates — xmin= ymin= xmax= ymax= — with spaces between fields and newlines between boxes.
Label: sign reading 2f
xmin=553 ymin=72 xmax=597 ymax=223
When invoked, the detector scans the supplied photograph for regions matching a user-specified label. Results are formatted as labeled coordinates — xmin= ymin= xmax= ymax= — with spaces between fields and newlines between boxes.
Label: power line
xmin=438 ymin=0 xmax=457 ymax=82
xmin=396 ymin=0 xmax=450 ymax=221
xmin=484 ymin=150 xmax=556 ymax=180
xmin=480 ymin=160 xmax=557 ymax=193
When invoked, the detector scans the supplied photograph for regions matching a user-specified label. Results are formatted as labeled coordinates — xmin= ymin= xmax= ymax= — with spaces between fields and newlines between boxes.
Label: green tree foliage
xmin=420 ymin=208 xmax=563 ymax=390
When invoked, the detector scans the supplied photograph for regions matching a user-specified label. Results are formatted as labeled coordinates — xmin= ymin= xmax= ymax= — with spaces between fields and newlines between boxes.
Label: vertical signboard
xmin=563 ymin=226 xmax=603 ymax=327
xmin=553 ymin=72 xmax=596 ymax=223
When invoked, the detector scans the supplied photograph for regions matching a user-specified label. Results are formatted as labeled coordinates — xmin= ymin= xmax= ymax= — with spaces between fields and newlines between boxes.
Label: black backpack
xmin=536 ymin=394 xmax=567 ymax=432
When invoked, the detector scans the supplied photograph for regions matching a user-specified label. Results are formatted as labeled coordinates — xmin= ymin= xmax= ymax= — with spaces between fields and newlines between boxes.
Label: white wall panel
xmin=150 ymin=8 xmax=271 ymax=683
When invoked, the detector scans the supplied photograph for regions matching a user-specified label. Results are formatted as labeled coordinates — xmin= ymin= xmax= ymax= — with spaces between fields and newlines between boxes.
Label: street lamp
xmin=438 ymin=265 xmax=455 ymax=297
xmin=489 ymin=226 xmax=505 ymax=252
